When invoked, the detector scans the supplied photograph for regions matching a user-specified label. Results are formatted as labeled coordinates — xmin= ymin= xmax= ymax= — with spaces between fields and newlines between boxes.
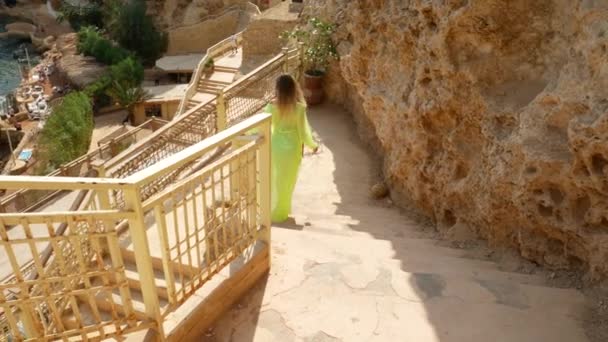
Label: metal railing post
xmin=217 ymin=89 xmax=227 ymax=131
xmin=123 ymin=186 xmax=165 ymax=339
xmin=153 ymin=205 xmax=177 ymax=306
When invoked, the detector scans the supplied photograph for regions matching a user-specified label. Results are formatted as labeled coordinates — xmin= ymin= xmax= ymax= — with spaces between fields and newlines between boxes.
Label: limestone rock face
xmin=146 ymin=0 xmax=248 ymax=28
xmin=305 ymin=0 xmax=608 ymax=279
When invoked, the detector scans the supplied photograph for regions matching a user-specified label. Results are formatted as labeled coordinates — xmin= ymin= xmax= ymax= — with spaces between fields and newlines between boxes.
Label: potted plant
xmin=203 ymin=57 xmax=215 ymax=77
xmin=281 ymin=17 xmax=338 ymax=105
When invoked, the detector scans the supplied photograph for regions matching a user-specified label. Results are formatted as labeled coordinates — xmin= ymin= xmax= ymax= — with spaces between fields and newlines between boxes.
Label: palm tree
xmin=106 ymin=81 xmax=151 ymax=125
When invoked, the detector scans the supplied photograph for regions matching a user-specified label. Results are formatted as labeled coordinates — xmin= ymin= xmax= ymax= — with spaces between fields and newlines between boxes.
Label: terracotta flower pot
xmin=303 ymin=71 xmax=324 ymax=106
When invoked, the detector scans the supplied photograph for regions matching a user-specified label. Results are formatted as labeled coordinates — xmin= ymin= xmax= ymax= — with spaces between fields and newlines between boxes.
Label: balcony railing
xmin=0 ymin=114 xmax=271 ymax=341
xmin=0 ymin=118 xmax=165 ymax=214
xmin=0 ymin=44 xmax=301 ymax=341
xmin=0 ymin=39 xmax=302 ymax=341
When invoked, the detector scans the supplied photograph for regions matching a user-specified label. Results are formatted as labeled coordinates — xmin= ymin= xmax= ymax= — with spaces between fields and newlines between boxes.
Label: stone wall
xmin=166 ymin=9 xmax=240 ymax=55
xmin=242 ymin=19 xmax=296 ymax=57
xmin=305 ymin=0 xmax=608 ymax=280
xmin=242 ymin=2 xmax=298 ymax=58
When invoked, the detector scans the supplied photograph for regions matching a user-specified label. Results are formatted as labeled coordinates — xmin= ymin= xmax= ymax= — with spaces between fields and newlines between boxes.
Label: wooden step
xmin=61 ymin=302 xmax=121 ymax=331
xmin=197 ymin=83 xmax=225 ymax=90
xmin=92 ymin=286 xmax=169 ymax=321
xmin=196 ymin=89 xmax=221 ymax=95
xmin=201 ymin=79 xmax=231 ymax=86
xmin=121 ymin=247 xmax=201 ymax=278
xmin=196 ymin=88 xmax=221 ymax=95
xmin=213 ymin=66 xmax=238 ymax=73
xmin=186 ymin=100 xmax=200 ymax=110
xmin=121 ymin=260 xmax=191 ymax=300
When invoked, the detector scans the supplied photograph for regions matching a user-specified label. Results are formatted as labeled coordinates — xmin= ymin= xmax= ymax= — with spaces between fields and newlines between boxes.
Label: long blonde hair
xmin=275 ymin=74 xmax=304 ymax=116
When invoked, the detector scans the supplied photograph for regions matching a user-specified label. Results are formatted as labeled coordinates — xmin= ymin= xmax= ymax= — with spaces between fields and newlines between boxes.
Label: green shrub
xmin=39 ymin=92 xmax=94 ymax=169
xmin=281 ymin=17 xmax=339 ymax=75
xmin=77 ymin=26 xmax=130 ymax=65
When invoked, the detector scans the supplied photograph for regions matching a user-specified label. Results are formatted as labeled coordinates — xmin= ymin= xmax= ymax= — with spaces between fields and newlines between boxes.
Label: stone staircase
xmin=59 ymin=246 xmax=178 ymax=330
xmin=197 ymin=79 xmax=231 ymax=95
xmin=180 ymin=55 xmax=241 ymax=112
xmin=203 ymin=105 xmax=591 ymax=342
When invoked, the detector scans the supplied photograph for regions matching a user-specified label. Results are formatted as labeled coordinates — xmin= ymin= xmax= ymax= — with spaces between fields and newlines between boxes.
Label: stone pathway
xmin=201 ymin=104 xmax=590 ymax=342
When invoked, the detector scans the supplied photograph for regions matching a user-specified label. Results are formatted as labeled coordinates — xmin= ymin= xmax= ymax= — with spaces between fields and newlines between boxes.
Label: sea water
xmin=0 ymin=14 xmax=39 ymax=97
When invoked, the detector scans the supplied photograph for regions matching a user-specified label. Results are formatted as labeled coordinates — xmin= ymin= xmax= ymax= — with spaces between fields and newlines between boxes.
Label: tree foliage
xmin=77 ymin=26 xmax=130 ymax=65
xmin=110 ymin=57 xmax=144 ymax=88
xmin=109 ymin=0 xmax=167 ymax=65
xmin=106 ymin=80 xmax=151 ymax=123
xmin=39 ymin=92 xmax=93 ymax=170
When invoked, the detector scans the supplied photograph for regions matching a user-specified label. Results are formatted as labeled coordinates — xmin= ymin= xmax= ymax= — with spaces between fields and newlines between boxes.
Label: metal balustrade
xmin=0 ymin=114 xmax=271 ymax=341
xmin=0 ymin=37 xmax=300 ymax=341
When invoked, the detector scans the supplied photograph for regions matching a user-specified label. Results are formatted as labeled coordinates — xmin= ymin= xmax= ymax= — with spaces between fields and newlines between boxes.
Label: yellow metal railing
xmin=0 ymin=43 xmax=300 ymax=341
xmin=0 ymin=118 xmax=163 ymax=214
xmin=0 ymin=114 xmax=272 ymax=341
xmin=104 ymin=48 xmax=299 ymax=207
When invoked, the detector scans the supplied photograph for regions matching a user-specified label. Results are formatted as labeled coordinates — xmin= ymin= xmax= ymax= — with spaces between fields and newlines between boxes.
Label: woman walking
xmin=266 ymin=74 xmax=318 ymax=222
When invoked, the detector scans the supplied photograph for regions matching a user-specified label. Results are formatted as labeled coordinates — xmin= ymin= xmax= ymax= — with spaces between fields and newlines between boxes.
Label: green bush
xmin=110 ymin=57 xmax=144 ymax=88
xmin=39 ymin=92 xmax=94 ymax=169
xmin=77 ymin=26 xmax=130 ymax=65
xmin=110 ymin=0 xmax=167 ymax=65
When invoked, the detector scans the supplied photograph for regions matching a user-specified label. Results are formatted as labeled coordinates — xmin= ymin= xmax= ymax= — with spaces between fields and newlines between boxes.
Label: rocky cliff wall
xmin=166 ymin=9 xmax=240 ymax=55
xmin=304 ymin=0 xmax=608 ymax=280
xmin=147 ymin=0 xmax=248 ymax=29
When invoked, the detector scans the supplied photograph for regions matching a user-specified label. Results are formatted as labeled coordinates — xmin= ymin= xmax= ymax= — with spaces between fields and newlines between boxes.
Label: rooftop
xmin=144 ymin=84 xmax=188 ymax=102
xmin=155 ymin=54 xmax=205 ymax=72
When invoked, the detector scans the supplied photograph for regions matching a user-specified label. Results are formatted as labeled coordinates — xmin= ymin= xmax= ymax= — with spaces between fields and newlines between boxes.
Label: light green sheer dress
xmin=265 ymin=102 xmax=317 ymax=222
